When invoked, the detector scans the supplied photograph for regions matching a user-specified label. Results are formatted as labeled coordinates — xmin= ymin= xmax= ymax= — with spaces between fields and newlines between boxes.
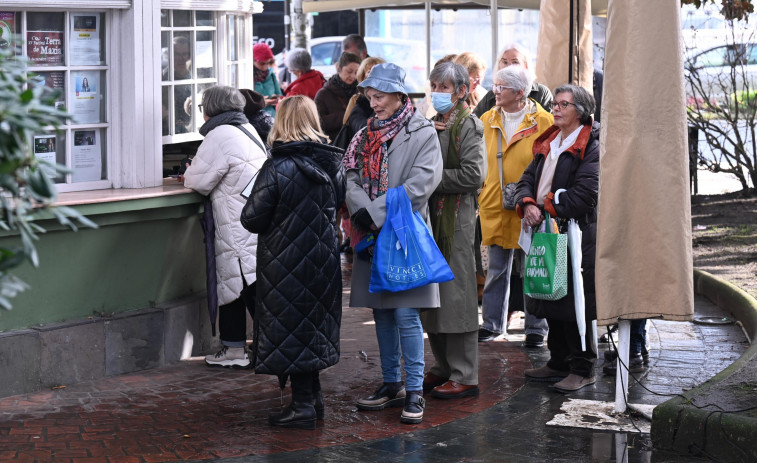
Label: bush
xmin=0 ymin=42 xmax=96 ymax=309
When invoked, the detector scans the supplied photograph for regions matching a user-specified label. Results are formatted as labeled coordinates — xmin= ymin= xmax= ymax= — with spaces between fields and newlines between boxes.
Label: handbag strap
xmin=496 ymin=133 xmax=507 ymax=209
xmin=232 ymin=123 xmax=267 ymax=155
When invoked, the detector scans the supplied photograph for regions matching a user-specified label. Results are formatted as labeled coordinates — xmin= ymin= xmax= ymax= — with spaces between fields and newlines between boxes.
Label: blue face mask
xmin=430 ymin=92 xmax=455 ymax=114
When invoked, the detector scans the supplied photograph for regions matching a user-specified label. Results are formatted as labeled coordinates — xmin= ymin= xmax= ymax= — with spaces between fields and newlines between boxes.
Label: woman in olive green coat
xmin=420 ymin=62 xmax=485 ymax=399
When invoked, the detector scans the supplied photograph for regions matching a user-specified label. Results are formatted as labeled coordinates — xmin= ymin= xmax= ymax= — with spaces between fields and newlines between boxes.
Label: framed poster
xmin=33 ymin=135 xmax=57 ymax=177
xmin=27 ymin=30 xmax=64 ymax=65
xmin=0 ymin=12 xmax=15 ymax=49
xmin=69 ymin=71 xmax=100 ymax=123
xmin=70 ymin=13 xmax=100 ymax=64
xmin=72 ymin=130 xmax=101 ymax=182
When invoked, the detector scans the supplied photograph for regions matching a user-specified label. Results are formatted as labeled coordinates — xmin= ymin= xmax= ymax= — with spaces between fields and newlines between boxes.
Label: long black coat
xmin=241 ymin=140 xmax=346 ymax=375
xmin=515 ymin=122 xmax=600 ymax=321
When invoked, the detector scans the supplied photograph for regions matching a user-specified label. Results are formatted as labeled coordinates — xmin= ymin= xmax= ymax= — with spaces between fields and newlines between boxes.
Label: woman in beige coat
xmin=420 ymin=62 xmax=485 ymax=399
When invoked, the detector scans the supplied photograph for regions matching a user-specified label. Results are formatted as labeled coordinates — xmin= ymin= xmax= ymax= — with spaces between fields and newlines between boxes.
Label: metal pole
xmin=490 ymin=0 xmax=498 ymax=73
xmin=425 ymin=1 xmax=431 ymax=80
xmin=614 ymin=320 xmax=631 ymax=413
xmin=283 ymin=0 xmax=291 ymax=50
xmin=569 ymin=0 xmax=575 ymax=84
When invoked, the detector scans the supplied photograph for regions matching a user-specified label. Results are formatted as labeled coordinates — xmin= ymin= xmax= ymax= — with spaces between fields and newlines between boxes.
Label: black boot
xmin=268 ymin=401 xmax=316 ymax=429
xmin=314 ymin=390 xmax=324 ymax=421
xmin=400 ymin=391 xmax=425 ymax=424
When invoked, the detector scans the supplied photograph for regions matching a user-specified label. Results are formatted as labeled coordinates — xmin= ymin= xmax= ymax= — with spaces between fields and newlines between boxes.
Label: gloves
xmin=351 ymin=208 xmax=374 ymax=232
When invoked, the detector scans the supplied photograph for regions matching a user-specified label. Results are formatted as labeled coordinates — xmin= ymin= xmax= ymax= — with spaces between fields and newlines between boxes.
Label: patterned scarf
xmin=343 ymin=98 xmax=414 ymax=200
xmin=343 ymin=99 xmax=414 ymax=243
xmin=430 ymin=100 xmax=470 ymax=260
xmin=254 ymin=67 xmax=269 ymax=84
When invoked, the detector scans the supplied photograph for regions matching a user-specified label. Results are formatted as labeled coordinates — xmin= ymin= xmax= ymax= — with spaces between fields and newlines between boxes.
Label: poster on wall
xmin=72 ymin=130 xmax=101 ymax=183
xmin=33 ymin=135 xmax=57 ymax=177
xmin=69 ymin=71 xmax=100 ymax=123
xmin=33 ymin=71 xmax=65 ymax=108
xmin=70 ymin=13 xmax=100 ymax=64
xmin=27 ymin=31 xmax=64 ymax=65
xmin=0 ymin=12 xmax=15 ymax=49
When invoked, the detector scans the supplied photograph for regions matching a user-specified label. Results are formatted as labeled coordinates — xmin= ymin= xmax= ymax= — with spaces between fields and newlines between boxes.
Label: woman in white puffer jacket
xmin=183 ymin=86 xmax=268 ymax=368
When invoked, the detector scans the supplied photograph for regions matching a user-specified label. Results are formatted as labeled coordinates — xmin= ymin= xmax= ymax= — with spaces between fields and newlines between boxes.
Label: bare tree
xmin=685 ymin=25 xmax=757 ymax=192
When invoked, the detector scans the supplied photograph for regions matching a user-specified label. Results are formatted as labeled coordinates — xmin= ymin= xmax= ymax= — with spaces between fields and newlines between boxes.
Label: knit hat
xmin=253 ymin=43 xmax=275 ymax=62
xmin=238 ymin=88 xmax=266 ymax=119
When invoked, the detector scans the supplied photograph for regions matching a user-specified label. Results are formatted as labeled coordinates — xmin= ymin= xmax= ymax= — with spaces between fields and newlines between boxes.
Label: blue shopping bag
xmin=369 ymin=187 xmax=454 ymax=293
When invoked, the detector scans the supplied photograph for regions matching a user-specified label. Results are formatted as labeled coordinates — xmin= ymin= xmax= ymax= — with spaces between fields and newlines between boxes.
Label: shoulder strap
xmin=497 ymin=131 xmax=507 ymax=209
xmin=232 ymin=123 xmax=267 ymax=154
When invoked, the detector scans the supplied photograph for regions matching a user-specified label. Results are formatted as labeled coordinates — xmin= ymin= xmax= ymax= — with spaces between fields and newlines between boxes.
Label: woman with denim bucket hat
xmin=343 ymin=63 xmax=442 ymax=424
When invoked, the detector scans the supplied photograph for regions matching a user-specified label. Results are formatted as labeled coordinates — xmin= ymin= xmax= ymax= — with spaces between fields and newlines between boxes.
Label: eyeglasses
xmin=198 ymin=103 xmax=204 ymax=113
xmin=492 ymin=85 xmax=515 ymax=93
xmin=551 ymin=101 xmax=576 ymax=110
xmin=470 ymin=76 xmax=482 ymax=84
xmin=257 ymin=60 xmax=275 ymax=65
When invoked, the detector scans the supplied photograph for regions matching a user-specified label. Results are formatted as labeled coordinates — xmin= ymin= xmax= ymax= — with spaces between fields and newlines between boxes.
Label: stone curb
xmin=651 ymin=269 xmax=757 ymax=461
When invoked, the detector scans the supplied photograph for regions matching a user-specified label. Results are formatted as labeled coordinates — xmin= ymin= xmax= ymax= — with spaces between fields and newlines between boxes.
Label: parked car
xmin=276 ymin=36 xmax=451 ymax=94
xmin=685 ymin=42 xmax=757 ymax=108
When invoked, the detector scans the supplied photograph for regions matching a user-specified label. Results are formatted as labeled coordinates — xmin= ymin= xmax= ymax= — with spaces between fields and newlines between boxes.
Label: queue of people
xmin=181 ymin=35 xmax=630 ymax=430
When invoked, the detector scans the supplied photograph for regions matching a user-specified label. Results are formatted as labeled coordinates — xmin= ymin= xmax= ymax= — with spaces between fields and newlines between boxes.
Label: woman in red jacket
xmin=284 ymin=48 xmax=326 ymax=100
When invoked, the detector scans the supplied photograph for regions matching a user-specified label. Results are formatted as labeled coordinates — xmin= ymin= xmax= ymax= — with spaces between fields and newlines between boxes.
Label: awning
xmin=302 ymin=0 xmax=608 ymax=16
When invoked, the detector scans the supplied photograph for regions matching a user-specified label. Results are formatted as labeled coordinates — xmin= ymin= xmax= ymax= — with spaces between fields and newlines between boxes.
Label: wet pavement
xmin=0 ymin=256 xmax=749 ymax=462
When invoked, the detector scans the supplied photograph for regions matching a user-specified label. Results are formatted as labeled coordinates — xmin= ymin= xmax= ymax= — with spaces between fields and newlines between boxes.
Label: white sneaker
xmin=204 ymin=346 xmax=250 ymax=368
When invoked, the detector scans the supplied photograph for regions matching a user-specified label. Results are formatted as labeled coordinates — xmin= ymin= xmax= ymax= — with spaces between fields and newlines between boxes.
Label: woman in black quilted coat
xmin=241 ymin=95 xmax=345 ymax=430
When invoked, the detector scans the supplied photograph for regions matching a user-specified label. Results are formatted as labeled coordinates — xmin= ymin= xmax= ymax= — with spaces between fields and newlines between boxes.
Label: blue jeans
xmin=373 ymin=308 xmax=425 ymax=392
xmin=481 ymin=245 xmax=514 ymax=334
xmin=630 ymin=319 xmax=648 ymax=354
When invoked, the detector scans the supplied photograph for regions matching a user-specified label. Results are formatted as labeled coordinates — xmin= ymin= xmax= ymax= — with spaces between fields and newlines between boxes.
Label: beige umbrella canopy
xmin=594 ymin=0 xmax=693 ymax=324
xmin=534 ymin=0 xmax=594 ymax=93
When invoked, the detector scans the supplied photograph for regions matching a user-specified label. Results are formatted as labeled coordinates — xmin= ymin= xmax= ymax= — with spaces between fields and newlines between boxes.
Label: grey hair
xmin=497 ymin=43 xmax=531 ymax=69
xmin=428 ymin=62 xmax=469 ymax=101
xmin=554 ymin=84 xmax=595 ymax=125
xmin=286 ymin=48 xmax=312 ymax=73
xmin=201 ymin=85 xmax=246 ymax=117
xmin=493 ymin=65 xmax=533 ymax=103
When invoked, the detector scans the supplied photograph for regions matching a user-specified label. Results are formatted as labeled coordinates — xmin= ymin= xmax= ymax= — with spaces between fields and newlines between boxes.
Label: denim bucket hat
xmin=358 ymin=63 xmax=407 ymax=95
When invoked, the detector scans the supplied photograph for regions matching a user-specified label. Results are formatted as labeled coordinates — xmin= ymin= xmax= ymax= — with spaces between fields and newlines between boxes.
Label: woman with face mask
xmin=419 ymin=62 xmax=486 ymax=399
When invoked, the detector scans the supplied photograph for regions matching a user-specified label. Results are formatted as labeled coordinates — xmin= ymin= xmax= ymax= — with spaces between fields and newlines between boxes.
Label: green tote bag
xmin=523 ymin=213 xmax=568 ymax=301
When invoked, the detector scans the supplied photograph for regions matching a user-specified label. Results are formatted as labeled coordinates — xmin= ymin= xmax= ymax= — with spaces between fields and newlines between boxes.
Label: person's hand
xmin=523 ymin=204 xmax=544 ymax=228
xmin=351 ymin=208 xmax=375 ymax=232
xmin=264 ymin=95 xmax=278 ymax=106
xmin=433 ymin=120 xmax=447 ymax=131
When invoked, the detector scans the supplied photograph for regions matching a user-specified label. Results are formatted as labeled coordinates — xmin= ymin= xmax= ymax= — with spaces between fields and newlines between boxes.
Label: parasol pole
xmin=614 ymin=319 xmax=630 ymax=413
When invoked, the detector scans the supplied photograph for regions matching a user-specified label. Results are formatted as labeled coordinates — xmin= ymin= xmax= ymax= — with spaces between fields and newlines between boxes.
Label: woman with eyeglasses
xmin=452 ymin=52 xmax=487 ymax=108
xmin=253 ymin=43 xmax=283 ymax=116
xmin=516 ymin=84 xmax=600 ymax=393
xmin=477 ymin=66 xmax=553 ymax=345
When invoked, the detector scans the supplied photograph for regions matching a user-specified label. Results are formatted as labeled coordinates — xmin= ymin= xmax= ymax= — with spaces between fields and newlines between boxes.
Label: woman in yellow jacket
xmin=477 ymin=66 xmax=553 ymax=342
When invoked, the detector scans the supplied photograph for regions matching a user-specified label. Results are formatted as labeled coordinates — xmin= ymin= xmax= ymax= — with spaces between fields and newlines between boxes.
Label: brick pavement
xmin=0 ymin=258 xmax=529 ymax=462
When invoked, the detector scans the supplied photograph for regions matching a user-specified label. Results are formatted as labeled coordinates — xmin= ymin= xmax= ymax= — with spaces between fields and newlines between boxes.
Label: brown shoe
xmin=524 ymin=365 xmax=570 ymax=382
xmin=430 ymin=381 xmax=480 ymax=399
xmin=552 ymin=374 xmax=596 ymax=393
xmin=422 ymin=372 xmax=448 ymax=394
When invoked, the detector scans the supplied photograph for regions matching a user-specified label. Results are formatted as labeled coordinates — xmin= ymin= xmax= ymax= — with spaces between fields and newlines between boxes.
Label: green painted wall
xmin=0 ymin=192 xmax=208 ymax=332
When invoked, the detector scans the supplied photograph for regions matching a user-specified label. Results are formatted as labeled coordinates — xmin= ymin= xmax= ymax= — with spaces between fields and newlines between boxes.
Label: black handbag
xmin=331 ymin=123 xmax=354 ymax=151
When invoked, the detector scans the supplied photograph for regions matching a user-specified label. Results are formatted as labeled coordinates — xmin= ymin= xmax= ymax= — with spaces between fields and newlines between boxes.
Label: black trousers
xmin=545 ymin=318 xmax=596 ymax=377
xmin=290 ymin=371 xmax=321 ymax=404
xmin=218 ymin=283 xmax=255 ymax=346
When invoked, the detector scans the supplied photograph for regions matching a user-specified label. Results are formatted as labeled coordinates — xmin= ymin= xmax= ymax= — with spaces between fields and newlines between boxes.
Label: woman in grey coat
xmin=343 ymin=63 xmax=442 ymax=425
xmin=420 ymin=63 xmax=485 ymax=399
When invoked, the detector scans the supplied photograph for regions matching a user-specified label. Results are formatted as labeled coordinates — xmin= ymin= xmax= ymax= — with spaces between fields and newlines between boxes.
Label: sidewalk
xmin=0 ymin=259 xmax=749 ymax=462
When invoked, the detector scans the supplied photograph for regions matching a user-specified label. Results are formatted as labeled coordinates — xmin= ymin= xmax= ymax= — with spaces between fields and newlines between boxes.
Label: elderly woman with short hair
xmin=517 ymin=84 xmax=600 ymax=393
xmin=477 ymin=66 xmax=553 ymax=344
xmin=419 ymin=62 xmax=485 ymax=399
xmin=452 ymin=52 xmax=487 ymax=108
xmin=284 ymin=48 xmax=326 ymax=100
xmin=183 ymin=85 xmax=267 ymax=368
